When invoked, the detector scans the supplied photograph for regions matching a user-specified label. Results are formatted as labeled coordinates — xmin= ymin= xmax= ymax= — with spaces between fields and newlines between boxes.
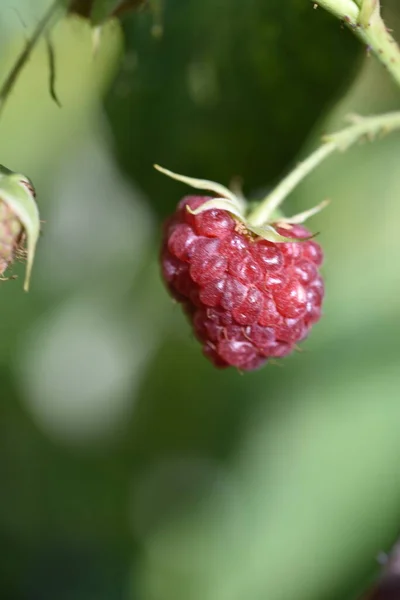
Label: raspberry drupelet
xmin=161 ymin=194 xmax=324 ymax=371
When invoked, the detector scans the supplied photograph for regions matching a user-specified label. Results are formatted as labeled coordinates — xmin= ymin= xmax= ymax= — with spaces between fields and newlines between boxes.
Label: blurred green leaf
xmin=105 ymin=0 xmax=361 ymax=218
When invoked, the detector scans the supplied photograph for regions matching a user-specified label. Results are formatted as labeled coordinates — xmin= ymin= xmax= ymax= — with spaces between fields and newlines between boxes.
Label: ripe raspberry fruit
xmin=157 ymin=166 xmax=326 ymax=371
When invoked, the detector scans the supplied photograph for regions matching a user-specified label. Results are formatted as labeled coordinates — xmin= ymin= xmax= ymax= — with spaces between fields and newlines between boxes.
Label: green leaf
xmin=105 ymin=0 xmax=361 ymax=219
xmin=0 ymin=167 xmax=40 ymax=291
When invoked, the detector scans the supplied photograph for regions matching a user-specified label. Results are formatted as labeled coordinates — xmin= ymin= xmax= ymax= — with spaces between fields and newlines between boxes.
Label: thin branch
xmin=45 ymin=34 xmax=62 ymax=107
xmin=248 ymin=111 xmax=400 ymax=226
xmin=0 ymin=0 xmax=62 ymax=116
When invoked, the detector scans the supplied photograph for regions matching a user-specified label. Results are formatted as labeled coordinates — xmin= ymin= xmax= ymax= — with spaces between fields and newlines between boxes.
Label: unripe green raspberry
xmin=0 ymin=200 xmax=24 ymax=277
xmin=0 ymin=166 xmax=40 ymax=291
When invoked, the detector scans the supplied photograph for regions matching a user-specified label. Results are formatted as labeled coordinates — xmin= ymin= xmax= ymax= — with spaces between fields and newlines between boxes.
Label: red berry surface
xmin=161 ymin=196 xmax=324 ymax=371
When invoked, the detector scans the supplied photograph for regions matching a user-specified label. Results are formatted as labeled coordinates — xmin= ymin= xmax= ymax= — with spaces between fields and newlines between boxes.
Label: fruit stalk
xmin=313 ymin=0 xmax=400 ymax=90
xmin=248 ymin=110 xmax=400 ymax=227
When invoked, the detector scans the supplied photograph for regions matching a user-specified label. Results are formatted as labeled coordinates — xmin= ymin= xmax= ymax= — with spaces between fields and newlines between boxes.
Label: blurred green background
xmin=1 ymin=1 xmax=400 ymax=599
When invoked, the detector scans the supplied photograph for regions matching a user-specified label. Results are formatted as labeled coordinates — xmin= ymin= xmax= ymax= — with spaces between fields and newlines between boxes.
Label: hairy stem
xmin=248 ymin=111 xmax=400 ymax=226
xmin=0 ymin=0 xmax=63 ymax=116
xmin=313 ymin=0 xmax=400 ymax=89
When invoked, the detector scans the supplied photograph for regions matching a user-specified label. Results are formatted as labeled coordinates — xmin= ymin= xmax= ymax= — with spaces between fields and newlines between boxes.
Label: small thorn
xmin=294 ymin=344 xmax=304 ymax=353
xmin=270 ymin=359 xmax=284 ymax=367
xmin=0 ymin=273 xmax=18 ymax=282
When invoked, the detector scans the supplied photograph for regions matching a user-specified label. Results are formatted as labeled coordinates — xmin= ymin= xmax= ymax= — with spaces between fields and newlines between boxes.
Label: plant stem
xmin=247 ymin=111 xmax=400 ymax=226
xmin=313 ymin=0 xmax=400 ymax=90
xmin=0 ymin=0 xmax=63 ymax=116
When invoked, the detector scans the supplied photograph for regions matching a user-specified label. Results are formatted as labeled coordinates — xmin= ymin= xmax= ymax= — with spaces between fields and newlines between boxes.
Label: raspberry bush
xmin=0 ymin=2 xmax=400 ymax=600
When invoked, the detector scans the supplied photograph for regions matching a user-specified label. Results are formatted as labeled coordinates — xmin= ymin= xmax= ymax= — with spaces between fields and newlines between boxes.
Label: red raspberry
xmin=160 ymin=196 xmax=324 ymax=371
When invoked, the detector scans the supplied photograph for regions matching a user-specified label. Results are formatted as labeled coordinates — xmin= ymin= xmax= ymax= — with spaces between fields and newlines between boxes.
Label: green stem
xmin=313 ymin=0 xmax=400 ymax=90
xmin=248 ymin=111 xmax=400 ymax=226
xmin=0 ymin=0 xmax=63 ymax=116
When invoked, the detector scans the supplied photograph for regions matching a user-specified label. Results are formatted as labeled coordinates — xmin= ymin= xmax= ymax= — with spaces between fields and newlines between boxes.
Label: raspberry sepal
xmin=0 ymin=165 xmax=40 ymax=291
xmin=155 ymin=164 xmax=327 ymax=243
